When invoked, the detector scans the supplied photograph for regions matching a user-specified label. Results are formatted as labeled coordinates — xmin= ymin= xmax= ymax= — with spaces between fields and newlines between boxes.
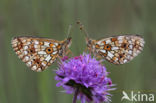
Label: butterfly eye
xmin=64 ymin=37 xmax=72 ymax=48
xmin=67 ymin=37 xmax=72 ymax=44
xmin=86 ymin=40 xmax=93 ymax=48
xmin=88 ymin=40 xmax=92 ymax=44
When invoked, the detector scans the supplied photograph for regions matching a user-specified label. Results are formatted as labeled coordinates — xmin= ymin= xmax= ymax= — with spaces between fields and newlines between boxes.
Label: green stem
xmin=72 ymin=88 xmax=79 ymax=103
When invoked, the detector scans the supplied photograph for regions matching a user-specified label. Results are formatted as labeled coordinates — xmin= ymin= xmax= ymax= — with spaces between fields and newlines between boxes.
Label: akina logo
xmin=121 ymin=91 xmax=155 ymax=102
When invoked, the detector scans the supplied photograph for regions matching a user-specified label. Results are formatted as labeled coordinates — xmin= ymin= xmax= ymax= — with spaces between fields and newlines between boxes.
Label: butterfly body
xmin=12 ymin=36 xmax=72 ymax=72
xmin=85 ymin=35 xmax=145 ymax=64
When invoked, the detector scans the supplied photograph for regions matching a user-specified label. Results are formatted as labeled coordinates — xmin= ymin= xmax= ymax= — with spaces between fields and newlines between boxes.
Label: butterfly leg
xmin=84 ymin=47 xmax=88 ymax=52
xmin=87 ymin=47 xmax=93 ymax=55
xmin=58 ymin=50 xmax=73 ymax=61
xmin=65 ymin=49 xmax=74 ymax=57
xmin=96 ymin=55 xmax=102 ymax=59
xmin=95 ymin=54 xmax=104 ymax=63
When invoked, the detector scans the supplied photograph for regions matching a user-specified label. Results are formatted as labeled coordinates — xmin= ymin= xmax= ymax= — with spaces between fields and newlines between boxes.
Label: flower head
xmin=55 ymin=54 xmax=115 ymax=103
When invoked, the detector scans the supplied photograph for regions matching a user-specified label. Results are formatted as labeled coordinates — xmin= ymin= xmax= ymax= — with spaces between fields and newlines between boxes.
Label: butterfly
xmin=77 ymin=21 xmax=145 ymax=64
xmin=11 ymin=25 xmax=72 ymax=72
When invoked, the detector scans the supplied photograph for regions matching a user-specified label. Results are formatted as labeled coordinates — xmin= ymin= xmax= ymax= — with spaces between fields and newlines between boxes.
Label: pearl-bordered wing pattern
xmin=87 ymin=35 xmax=145 ymax=64
xmin=11 ymin=36 xmax=72 ymax=72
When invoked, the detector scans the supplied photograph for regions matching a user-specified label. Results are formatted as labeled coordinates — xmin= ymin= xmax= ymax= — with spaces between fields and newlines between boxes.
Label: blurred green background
xmin=0 ymin=0 xmax=156 ymax=103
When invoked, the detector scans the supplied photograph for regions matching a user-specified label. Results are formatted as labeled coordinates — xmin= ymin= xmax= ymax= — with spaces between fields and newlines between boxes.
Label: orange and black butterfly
xmin=77 ymin=21 xmax=145 ymax=64
xmin=11 ymin=25 xmax=72 ymax=72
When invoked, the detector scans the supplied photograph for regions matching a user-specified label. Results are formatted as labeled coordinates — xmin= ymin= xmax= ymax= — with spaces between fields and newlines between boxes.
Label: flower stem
xmin=72 ymin=88 xmax=79 ymax=103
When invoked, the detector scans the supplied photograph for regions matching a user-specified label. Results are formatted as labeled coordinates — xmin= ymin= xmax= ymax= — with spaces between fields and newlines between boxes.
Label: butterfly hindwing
xmin=94 ymin=35 xmax=145 ymax=64
xmin=11 ymin=36 xmax=63 ymax=72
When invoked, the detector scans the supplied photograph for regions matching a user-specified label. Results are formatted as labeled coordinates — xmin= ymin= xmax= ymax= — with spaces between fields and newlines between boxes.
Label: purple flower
xmin=55 ymin=54 xmax=115 ymax=103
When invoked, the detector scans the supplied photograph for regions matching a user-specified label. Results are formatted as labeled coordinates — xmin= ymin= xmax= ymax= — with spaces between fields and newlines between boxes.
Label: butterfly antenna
xmin=76 ymin=20 xmax=89 ymax=39
xmin=67 ymin=24 xmax=72 ymax=38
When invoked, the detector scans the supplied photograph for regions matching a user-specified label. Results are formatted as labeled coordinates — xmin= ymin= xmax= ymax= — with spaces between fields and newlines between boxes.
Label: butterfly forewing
xmin=93 ymin=35 xmax=145 ymax=64
xmin=12 ymin=36 xmax=64 ymax=72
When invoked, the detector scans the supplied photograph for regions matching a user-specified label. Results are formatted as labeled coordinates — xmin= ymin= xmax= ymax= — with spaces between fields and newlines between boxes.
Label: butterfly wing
xmin=11 ymin=36 xmax=63 ymax=72
xmin=94 ymin=35 xmax=145 ymax=64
